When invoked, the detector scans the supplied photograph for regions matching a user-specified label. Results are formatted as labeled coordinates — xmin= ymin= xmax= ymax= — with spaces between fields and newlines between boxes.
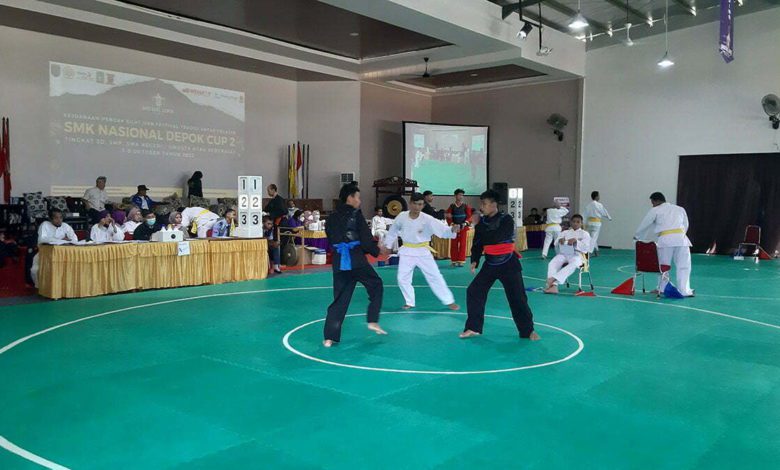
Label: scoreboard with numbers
xmin=235 ymin=176 xmax=264 ymax=238
xmin=508 ymin=187 xmax=523 ymax=227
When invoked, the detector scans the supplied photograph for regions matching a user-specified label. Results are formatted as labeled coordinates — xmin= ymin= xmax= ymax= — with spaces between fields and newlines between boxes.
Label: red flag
xmin=1 ymin=117 xmax=10 ymax=203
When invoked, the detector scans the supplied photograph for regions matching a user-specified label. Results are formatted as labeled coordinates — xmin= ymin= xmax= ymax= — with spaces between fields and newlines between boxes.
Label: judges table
xmin=37 ymin=238 xmax=269 ymax=299
xmin=431 ymin=227 xmax=528 ymax=260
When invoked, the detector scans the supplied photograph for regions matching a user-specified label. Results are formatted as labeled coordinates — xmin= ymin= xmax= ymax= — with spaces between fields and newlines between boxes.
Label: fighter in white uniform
xmin=180 ymin=207 xmax=220 ymax=238
xmin=542 ymin=201 xmax=569 ymax=258
xmin=583 ymin=191 xmax=612 ymax=256
xmin=544 ymin=214 xmax=591 ymax=294
xmin=634 ymin=192 xmax=694 ymax=297
xmin=383 ymin=193 xmax=460 ymax=310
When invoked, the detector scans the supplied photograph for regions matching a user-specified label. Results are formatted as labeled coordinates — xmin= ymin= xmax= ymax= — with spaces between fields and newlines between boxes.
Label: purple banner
xmin=719 ymin=0 xmax=734 ymax=63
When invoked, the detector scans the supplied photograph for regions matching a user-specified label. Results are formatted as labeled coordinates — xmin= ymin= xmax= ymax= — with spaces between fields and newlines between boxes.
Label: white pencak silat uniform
xmin=31 ymin=221 xmax=80 ymax=286
xmin=547 ymin=228 xmax=591 ymax=285
xmin=90 ymin=223 xmax=125 ymax=243
xmin=635 ymin=202 xmax=694 ymax=296
xmin=181 ymin=207 xmax=219 ymax=238
xmin=542 ymin=207 xmax=569 ymax=257
xmin=583 ymin=200 xmax=612 ymax=252
xmin=384 ymin=211 xmax=456 ymax=307
xmin=371 ymin=215 xmax=397 ymax=251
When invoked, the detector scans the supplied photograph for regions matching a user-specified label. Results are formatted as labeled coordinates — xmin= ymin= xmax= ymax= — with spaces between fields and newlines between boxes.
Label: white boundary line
xmin=281 ymin=311 xmax=584 ymax=375
xmin=2 ymin=278 xmax=780 ymax=468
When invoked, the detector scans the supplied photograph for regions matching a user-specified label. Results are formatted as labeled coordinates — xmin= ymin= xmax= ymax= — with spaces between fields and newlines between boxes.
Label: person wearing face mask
xmin=30 ymin=209 xmax=80 ymax=286
xmin=132 ymin=212 xmax=162 ymax=241
xmin=89 ymin=211 xmax=125 ymax=243
xmin=122 ymin=207 xmax=144 ymax=235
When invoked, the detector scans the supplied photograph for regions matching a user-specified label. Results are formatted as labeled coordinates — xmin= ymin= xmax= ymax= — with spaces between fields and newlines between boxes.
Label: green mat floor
xmin=1 ymin=250 xmax=778 ymax=469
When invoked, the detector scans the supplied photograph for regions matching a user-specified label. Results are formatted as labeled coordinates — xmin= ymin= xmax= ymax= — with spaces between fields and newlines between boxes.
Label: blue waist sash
xmin=334 ymin=241 xmax=361 ymax=270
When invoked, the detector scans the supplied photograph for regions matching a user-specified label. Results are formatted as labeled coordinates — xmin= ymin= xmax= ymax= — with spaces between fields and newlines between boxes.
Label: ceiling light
xmin=736 ymin=0 xmax=743 ymax=5
xmin=517 ymin=21 xmax=534 ymax=39
xmin=470 ymin=73 xmax=479 ymax=77
xmin=625 ymin=22 xmax=634 ymax=46
xmin=658 ymin=52 xmax=675 ymax=67
xmin=349 ymin=32 xmax=359 ymax=37
xmin=657 ymin=0 xmax=674 ymax=68
xmin=537 ymin=46 xmax=553 ymax=56
xmin=569 ymin=0 xmax=589 ymax=29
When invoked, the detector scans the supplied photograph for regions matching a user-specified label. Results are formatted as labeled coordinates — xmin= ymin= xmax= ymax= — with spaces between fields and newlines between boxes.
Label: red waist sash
xmin=483 ymin=243 xmax=521 ymax=258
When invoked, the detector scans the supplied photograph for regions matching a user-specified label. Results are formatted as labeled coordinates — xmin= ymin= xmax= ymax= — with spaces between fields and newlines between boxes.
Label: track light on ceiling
xmin=517 ymin=21 xmax=534 ymax=39
xmin=568 ymin=0 xmax=589 ymax=30
xmin=624 ymin=1 xmax=634 ymax=46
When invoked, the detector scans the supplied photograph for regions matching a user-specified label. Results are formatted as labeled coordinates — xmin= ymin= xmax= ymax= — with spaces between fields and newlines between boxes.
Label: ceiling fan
xmin=397 ymin=57 xmax=435 ymax=80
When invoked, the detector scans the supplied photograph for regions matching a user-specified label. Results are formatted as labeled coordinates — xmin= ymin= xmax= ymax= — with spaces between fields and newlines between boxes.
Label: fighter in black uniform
xmin=461 ymin=189 xmax=540 ymax=341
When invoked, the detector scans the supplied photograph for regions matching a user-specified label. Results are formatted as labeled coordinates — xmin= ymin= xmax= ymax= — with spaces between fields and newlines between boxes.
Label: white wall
xmin=0 ymin=24 xmax=297 ymax=198
xmin=359 ymin=83 xmax=432 ymax=212
xmin=432 ymin=80 xmax=581 ymax=213
xmin=297 ymin=81 xmax=361 ymax=207
xmin=581 ymin=8 xmax=780 ymax=249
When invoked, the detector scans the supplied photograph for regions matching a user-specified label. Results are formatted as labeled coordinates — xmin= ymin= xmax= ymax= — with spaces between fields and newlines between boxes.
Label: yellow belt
xmin=403 ymin=241 xmax=437 ymax=254
xmin=588 ymin=217 xmax=601 ymax=223
xmin=191 ymin=209 xmax=211 ymax=235
xmin=659 ymin=228 xmax=684 ymax=236
xmin=545 ymin=223 xmax=561 ymax=229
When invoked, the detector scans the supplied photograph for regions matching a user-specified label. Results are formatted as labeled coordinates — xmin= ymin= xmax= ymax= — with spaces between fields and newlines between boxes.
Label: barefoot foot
xmin=323 ymin=339 xmax=334 ymax=347
xmin=401 ymin=304 xmax=414 ymax=310
xmin=527 ymin=331 xmax=541 ymax=341
xmin=459 ymin=329 xmax=481 ymax=339
xmin=368 ymin=323 xmax=388 ymax=335
xmin=543 ymin=285 xmax=559 ymax=294
xmin=447 ymin=303 xmax=460 ymax=311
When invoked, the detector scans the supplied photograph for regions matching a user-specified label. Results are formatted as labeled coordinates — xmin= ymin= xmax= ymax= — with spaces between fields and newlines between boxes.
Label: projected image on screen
xmin=49 ymin=62 xmax=245 ymax=183
xmin=404 ymin=122 xmax=488 ymax=195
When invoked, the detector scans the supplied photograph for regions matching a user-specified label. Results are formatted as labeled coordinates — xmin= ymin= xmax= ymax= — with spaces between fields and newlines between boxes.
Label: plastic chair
xmin=736 ymin=225 xmax=761 ymax=257
xmin=565 ymin=252 xmax=594 ymax=293
xmin=634 ymin=241 xmax=670 ymax=298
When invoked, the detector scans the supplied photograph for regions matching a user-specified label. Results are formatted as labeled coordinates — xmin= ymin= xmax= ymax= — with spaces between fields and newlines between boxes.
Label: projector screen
xmin=49 ymin=61 xmax=245 ymax=184
xmin=403 ymin=122 xmax=488 ymax=195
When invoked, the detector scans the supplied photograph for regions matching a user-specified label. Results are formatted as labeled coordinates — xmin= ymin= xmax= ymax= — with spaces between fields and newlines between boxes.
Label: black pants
xmin=324 ymin=266 xmax=384 ymax=342
xmin=465 ymin=257 xmax=535 ymax=337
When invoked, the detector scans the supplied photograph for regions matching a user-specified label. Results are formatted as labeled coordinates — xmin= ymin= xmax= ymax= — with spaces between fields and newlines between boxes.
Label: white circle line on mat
xmin=281 ymin=311 xmax=584 ymax=375
xmin=2 ymin=278 xmax=780 ymax=469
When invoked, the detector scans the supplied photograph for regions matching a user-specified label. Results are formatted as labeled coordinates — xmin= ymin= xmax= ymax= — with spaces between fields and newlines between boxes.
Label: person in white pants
xmin=544 ymin=214 xmax=591 ymax=294
xmin=542 ymin=201 xmax=569 ymax=258
xmin=371 ymin=207 xmax=397 ymax=251
xmin=634 ymin=192 xmax=694 ymax=297
xmin=383 ymin=193 xmax=460 ymax=310
xmin=583 ymin=191 xmax=612 ymax=256
xmin=180 ymin=206 xmax=220 ymax=238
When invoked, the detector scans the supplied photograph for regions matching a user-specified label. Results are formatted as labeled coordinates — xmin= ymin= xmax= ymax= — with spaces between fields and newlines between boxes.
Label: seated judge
xmin=133 ymin=212 xmax=162 ymax=241
xmin=524 ymin=208 xmax=543 ymax=226
xmin=131 ymin=184 xmax=156 ymax=212
xmin=211 ymin=208 xmax=237 ymax=237
xmin=166 ymin=211 xmax=190 ymax=238
xmin=122 ymin=207 xmax=143 ymax=235
xmin=30 ymin=209 xmax=80 ymax=287
xmin=90 ymin=211 xmax=125 ymax=243
xmin=544 ymin=214 xmax=591 ymax=294
xmin=422 ymin=190 xmax=445 ymax=220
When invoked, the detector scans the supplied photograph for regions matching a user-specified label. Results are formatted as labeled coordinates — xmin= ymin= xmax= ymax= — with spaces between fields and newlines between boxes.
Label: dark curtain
xmin=677 ymin=153 xmax=780 ymax=255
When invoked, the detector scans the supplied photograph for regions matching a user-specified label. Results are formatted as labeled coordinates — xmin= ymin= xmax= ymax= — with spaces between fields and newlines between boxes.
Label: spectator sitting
xmin=524 ymin=207 xmax=543 ymax=225
xmin=211 ymin=208 xmax=237 ymax=237
xmin=282 ymin=209 xmax=304 ymax=229
xmin=133 ymin=212 xmax=162 ymax=241
xmin=123 ymin=207 xmax=143 ymax=235
xmin=263 ymin=216 xmax=282 ymax=274
xmin=166 ymin=211 xmax=190 ymax=238
xmin=287 ymin=199 xmax=299 ymax=218
xmin=131 ymin=185 xmax=156 ymax=212
xmin=90 ymin=211 xmax=125 ymax=243
xmin=30 ymin=208 xmax=80 ymax=287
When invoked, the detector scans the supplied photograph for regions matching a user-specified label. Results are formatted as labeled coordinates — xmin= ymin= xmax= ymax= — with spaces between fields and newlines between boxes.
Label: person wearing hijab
xmin=187 ymin=171 xmax=204 ymax=198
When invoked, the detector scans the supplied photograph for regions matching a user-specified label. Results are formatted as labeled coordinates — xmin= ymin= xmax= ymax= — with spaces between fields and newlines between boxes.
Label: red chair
xmin=736 ymin=225 xmax=761 ymax=257
xmin=634 ymin=241 xmax=670 ymax=298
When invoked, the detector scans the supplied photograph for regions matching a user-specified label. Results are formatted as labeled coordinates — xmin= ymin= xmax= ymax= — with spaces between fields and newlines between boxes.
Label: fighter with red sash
xmin=461 ymin=189 xmax=539 ymax=341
